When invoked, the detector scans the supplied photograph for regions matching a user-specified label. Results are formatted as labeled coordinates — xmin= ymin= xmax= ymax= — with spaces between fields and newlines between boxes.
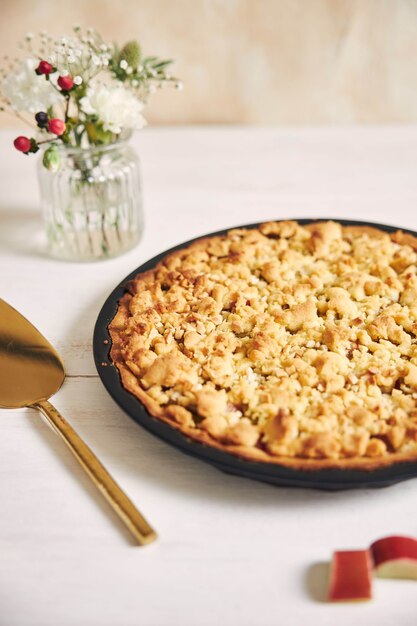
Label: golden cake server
xmin=0 ymin=298 xmax=157 ymax=545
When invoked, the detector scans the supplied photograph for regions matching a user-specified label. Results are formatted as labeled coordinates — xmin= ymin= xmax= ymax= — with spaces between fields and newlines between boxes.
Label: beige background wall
xmin=2 ymin=0 xmax=417 ymax=126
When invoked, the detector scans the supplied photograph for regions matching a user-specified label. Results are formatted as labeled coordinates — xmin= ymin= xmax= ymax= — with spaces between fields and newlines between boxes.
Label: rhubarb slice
xmin=328 ymin=550 xmax=372 ymax=602
xmin=370 ymin=536 xmax=417 ymax=580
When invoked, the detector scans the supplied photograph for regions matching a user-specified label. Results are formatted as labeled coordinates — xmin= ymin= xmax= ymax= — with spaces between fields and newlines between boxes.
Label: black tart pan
xmin=93 ymin=219 xmax=417 ymax=490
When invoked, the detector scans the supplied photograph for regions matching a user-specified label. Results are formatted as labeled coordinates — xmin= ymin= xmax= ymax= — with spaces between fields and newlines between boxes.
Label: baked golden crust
xmin=109 ymin=221 xmax=417 ymax=470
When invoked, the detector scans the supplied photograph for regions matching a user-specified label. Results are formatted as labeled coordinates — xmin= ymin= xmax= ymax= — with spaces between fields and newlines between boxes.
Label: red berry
xmin=48 ymin=118 xmax=66 ymax=136
xmin=36 ymin=60 xmax=53 ymax=75
xmin=13 ymin=136 xmax=31 ymax=153
xmin=57 ymin=75 xmax=74 ymax=91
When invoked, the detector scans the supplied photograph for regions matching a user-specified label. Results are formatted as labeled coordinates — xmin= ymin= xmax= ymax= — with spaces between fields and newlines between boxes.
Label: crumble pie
xmin=109 ymin=221 xmax=417 ymax=469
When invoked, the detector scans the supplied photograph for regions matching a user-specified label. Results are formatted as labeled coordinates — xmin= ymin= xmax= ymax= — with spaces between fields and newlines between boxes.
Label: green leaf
xmin=151 ymin=61 xmax=173 ymax=72
xmin=142 ymin=56 xmax=158 ymax=64
xmin=85 ymin=121 xmax=114 ymax=145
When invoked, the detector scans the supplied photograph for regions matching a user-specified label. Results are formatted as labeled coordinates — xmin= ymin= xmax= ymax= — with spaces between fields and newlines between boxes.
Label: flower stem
xmin=37 ymin=137 xmax=59 ymax=146
xmin=64 ymin=94 xmax=70 ymax=121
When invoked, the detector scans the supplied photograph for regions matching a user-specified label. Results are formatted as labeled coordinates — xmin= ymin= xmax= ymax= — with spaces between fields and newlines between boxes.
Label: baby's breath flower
xmin=119 ymin=59 xmax=128 ymax=70
xmin=1 ymin=58 xmax=60 ymax=113
xmin=74 ymin=75 xmax=82 ymax=85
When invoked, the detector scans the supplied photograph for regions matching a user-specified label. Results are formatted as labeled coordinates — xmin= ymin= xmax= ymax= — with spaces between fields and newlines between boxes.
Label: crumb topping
xmin=109 ymin=221 xmax=417 ymax=464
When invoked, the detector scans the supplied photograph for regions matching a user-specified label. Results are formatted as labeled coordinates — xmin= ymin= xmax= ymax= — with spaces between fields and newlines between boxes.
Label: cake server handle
xmin=33 ymin=399 xmax=157 ymax=545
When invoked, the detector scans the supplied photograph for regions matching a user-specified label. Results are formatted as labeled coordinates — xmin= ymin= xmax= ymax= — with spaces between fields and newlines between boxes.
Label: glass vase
xmin=37 ymin=136 xmax=143 ymax=261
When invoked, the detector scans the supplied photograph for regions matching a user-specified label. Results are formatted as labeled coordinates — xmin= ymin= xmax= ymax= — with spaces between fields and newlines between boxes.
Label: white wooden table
xmin=1 ymin=126 xmax=417 ymax=626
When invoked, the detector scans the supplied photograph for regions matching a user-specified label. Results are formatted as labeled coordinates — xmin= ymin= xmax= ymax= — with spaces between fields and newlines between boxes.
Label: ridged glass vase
xmin=37 ymin=135 xmax=143 ymax=261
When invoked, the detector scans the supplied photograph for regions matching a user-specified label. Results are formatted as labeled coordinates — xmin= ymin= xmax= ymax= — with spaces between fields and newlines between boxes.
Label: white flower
xmin=74 ymin=75 xmax=83 ymax=85
xmin=119 ymin=59 xmax=128 ymax=70
xmin=1 ymin=58 xmax=60 ymax=113
xmin=80 ymin=84 xmax=146 ymax=133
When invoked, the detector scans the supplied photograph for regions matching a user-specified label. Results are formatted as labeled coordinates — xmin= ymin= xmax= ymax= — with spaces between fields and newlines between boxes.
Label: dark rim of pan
xmin=93 ymin=218 xmax=417 ymax=489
